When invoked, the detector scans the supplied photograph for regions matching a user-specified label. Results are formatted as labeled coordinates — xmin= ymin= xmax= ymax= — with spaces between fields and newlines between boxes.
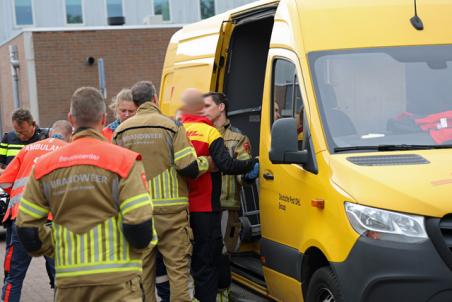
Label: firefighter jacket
xmin=180 ymin=114 xmax=256 ymax=213
xmin=0 ymin=138 xmax=67 ymax=222
xmin=218 ymin=121 xmax=253 ymax=210
xmin=114 ymin=102 xmax=207 ymax=215
xmin=16 ymin=129 xmax=154 ymax=288
xmin=0 ymin=127 xmax=48 ymax=167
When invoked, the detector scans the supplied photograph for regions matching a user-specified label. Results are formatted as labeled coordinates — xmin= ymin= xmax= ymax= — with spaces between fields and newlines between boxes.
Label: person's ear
xmin=152 ymin=95 xmax=159 ymax=106
xmin=67 ymin=112 xmax=75 ymax=127
xmin=219 ymin=103 xmax=225 ymax=112
xmin=101 ymin=113 xmax=107 ymax=126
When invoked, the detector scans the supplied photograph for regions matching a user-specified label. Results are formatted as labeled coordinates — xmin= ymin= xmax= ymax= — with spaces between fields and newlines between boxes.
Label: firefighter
xmin=178 ymin=89 xmax=257 ymax=302
xmin=0 ymin=120 xmax=72 ymax=302
xmin=102 ymin=88 xmax=137 ymax=141
xmin=15 ymin=87 xmax=155 ymax=302
xmin=202 ymin=92 xmax=257 ymax=301
xmin=114 ymin=81 xmax=209 ymax=302
xmin=0 ymin=109 xmax=48 ymax=286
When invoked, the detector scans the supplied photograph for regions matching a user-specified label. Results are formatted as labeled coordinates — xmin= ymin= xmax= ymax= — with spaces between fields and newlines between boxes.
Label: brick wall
xmin=33 ymin=27 xmax=179 ymax=127
xmin=0 ymin=34 xmax=31 ymax=133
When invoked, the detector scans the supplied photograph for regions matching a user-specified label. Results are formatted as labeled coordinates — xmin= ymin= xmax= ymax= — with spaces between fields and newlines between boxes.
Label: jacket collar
xmin=179 ymin=114 xmax=214 ymax=126
xmin=217 ymin=119 xmax=231 ymax=135
xmin=72 ymin=128 xmax=106 ymax=142
xmin=136 ymin=102 xmax=161 ymax=115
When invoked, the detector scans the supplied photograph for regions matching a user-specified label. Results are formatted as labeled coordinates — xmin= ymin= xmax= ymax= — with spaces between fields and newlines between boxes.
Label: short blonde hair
xmin=109 ymin=88 xmax=133 ymax=112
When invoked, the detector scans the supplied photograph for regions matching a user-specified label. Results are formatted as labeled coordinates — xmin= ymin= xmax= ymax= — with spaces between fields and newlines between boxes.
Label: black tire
xmin=306 ymin=267 xmax=344 ymax=302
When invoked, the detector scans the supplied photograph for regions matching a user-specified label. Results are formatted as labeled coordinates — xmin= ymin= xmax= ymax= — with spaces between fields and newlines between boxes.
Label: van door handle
xmin=263 ymin=172 xmax=274 ymax=180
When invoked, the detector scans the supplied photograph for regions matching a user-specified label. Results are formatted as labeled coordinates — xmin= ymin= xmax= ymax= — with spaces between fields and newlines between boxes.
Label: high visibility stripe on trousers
xmin=150 ymin=167 xmax=188 ymax=207
xmin=52 ymin=216 xmax=140 ymax=277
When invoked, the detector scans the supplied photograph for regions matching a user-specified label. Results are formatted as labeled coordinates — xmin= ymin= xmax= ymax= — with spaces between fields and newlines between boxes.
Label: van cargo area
xmin=224 ymin=16 xmax=274 ymax=157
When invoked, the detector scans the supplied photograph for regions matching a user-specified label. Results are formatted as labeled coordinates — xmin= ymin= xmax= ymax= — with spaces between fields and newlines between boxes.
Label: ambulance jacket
xmin=180 ymin=114 xmax=256 ymax=213
xmin=16 ymin=129 xmax=155 ymax=288
xmin=114 ymin=102 xmax=208 ymax=215
xmin=0 ymin=127 xmax=48 ymax=167
xmin=0 ymin=138 xmax=67 ymax=222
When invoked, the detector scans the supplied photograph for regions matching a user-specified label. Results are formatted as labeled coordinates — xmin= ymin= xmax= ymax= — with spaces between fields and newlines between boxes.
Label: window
xmin=66 ymin=0 xmax=83 ymax=24
xmin=154 ymin=0 xmax=170 ymax=21
xmin=273 ymin=58 xmax=305 ymax=145
xmin=273 ymin=59 xmax=296 ymax=121
xmin=14 ymin=0 xmax=33 ymax=26
xmin=200 ymin=0 xmax=215 ymax=19
xmin=107 ymin=0 xmax=123 ymax=17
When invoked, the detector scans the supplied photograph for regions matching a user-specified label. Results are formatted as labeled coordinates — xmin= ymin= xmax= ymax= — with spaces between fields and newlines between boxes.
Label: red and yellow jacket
xmin=180 ymin=114 xmax=255 ymax=212
xmin=0 ymin=138 xmax=67 ymax=222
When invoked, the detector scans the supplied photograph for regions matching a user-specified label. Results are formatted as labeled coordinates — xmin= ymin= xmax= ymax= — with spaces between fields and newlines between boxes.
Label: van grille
xmin=426 ymin=215 xmax=452 ymax=270
xmin=439 ymin=216 xmax=452 ymax=253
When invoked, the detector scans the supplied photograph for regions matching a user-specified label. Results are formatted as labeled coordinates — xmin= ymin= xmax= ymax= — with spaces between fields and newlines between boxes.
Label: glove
xmin=244 ymin=162 xmax=259 ymax=181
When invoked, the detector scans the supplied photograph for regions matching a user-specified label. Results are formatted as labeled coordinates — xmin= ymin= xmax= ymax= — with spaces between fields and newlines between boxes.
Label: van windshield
xmin=309 ymin=46 xmax=452 ymax=153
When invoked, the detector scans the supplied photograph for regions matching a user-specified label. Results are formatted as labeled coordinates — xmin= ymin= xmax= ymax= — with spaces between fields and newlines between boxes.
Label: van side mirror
xmin=269 ymin=118 xmax=308 ymax=164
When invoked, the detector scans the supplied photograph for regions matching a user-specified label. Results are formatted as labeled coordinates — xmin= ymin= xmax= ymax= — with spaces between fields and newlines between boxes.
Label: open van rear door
xmin=159 ymin=15 xmax=232 ymax=116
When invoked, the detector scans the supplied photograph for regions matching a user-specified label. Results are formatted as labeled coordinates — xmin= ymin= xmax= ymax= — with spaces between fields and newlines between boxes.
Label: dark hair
xmin=203 ymin=92 xmax=229 ymax=117
xmin=11 ymin=108 xmax=35 ymax=125
xmin=70 ymin=87 xmax=106 ymax=127
xmin=131 ymin=81 xmax=156 ymax=107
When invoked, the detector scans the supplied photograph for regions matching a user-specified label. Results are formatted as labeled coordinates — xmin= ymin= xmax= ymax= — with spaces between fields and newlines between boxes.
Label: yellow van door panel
xmin=263 ymin=267 xmax=303 ymax=302
xmin=260 ymin=49 xmax=358 ymax=265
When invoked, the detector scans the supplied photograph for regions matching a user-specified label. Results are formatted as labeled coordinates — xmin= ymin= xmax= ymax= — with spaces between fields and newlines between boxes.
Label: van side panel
xmin=263 ymin=267 xmax=304 ymax=301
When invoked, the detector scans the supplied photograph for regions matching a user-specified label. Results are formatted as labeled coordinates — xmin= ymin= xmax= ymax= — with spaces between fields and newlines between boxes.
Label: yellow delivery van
xmin=159 ymin=0 xmax=452 ymax=301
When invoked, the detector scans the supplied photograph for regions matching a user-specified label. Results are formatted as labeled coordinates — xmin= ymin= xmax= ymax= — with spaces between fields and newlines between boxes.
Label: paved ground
xmin=0 ymin=229 xmax=270 ymax=302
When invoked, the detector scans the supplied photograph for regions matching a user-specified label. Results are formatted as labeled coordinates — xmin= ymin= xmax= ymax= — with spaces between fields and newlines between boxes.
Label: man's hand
xmin=207 ymin=156 xmax=218 ymax=172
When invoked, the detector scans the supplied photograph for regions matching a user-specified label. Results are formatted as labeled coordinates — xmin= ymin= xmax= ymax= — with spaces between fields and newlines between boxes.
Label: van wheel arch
xmin=301 ymin=247 xmax=330 ymax=298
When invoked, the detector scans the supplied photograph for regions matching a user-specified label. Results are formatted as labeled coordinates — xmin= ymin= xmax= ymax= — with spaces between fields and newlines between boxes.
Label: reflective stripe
xmin=12 ymin=177 xmax=28 ymax=190
xmin=151 ymin=219 xmax=158 ymax=246
xmin=8 ymin=194 xmax=22 ymax=208
xmin=174 ymin=147 xmax=196 ymax=162
xmin=6 ymin=149 xmax=20 ymax=157
xmin=237 ymin=153 xmax=251 ymax=160
xmin=56 ymin=261 xmax=142 ymax=277
xmin=6 ymin=144 xmax=25 ymax=148
xmin=153 ymin=197 xmax=188 ymax=207
xmin=19 ymin=198 xmax=48 ymax=219
xmin=53 ymin=217 xmax=139 ymax=278
xmin=153 ymin=177 xmax=161 ymax=199
xmin=67 ymin=228 xmax=73 ymax=265
xmin=169 ymin=168 xmax=176 ymax=198
xmin=0 ymin=144 xmax=8 ymax=156
xmin=93 ymin=227 xmax=99 ymax=262
xmin=163 ymin=170 xmax=169 ymax=202
xmin=197 ymin=157 xmax=209 ymax=173
xmin=120 ymin=193 xmax=151 ymax=215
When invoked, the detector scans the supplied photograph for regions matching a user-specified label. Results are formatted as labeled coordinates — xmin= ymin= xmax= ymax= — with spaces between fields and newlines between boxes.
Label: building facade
xmin=0 ymin=26 xmax=181 ymax=133
xmin=0 ymin=0 xmax=255 ymax=44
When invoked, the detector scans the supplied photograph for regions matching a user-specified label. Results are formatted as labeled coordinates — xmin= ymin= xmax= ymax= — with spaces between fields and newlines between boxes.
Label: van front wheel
xmin=306 ymin=267 xmax=343 ymax=302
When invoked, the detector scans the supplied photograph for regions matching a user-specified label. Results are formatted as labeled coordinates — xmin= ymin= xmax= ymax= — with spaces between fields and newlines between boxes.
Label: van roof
xmin=171 ymin=0 xmax=452 ymax=53
xmin=298 ymin=0 xmax=452 ymax=51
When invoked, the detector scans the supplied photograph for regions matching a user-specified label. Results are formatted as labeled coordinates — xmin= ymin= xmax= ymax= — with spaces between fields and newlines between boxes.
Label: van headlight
xmin=345 ymin=202 xmax=428 ymax=243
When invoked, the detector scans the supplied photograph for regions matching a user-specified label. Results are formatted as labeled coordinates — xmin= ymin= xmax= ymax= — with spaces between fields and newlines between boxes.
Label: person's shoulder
xmin=225 ymin=124 xmax=248 ymax=141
